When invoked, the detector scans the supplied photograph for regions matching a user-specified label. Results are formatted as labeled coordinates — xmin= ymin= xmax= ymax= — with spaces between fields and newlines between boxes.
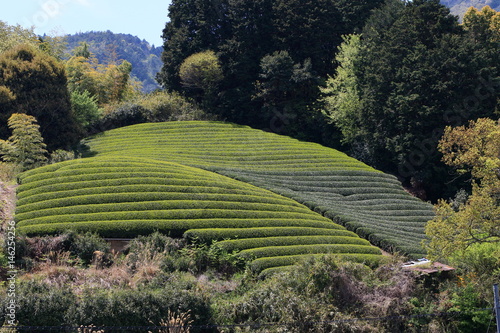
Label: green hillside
xmin=81 ymin=121 xmax=434 ymax=257
xmin=16 ymin=156 xmax=382 ymax=273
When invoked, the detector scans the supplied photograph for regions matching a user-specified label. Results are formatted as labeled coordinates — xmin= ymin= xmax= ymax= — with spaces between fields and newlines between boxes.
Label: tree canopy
xmin=158 ymin=0 xmax=385 ymax=139
xmin=0 ymin=113 xmax=48 ymax=170
xmin=0 ymin=44 xmax=82 ymax=150
xmin=425 ymin=118 xmax=500 ymax=259
xmin=321 ymin=0 xmax=500 ymax=200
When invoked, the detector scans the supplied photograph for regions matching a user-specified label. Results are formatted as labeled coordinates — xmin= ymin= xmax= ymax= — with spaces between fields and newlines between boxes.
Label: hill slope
xmin=82 ymin=121 xmax=434 ymax=257
xmin=16 ymin=156 xmax=382 ymax=273
xmin=441 ymin=0 xmax=500 ymax=17
xmin=64 ymin=31 xmax=162 ymax=92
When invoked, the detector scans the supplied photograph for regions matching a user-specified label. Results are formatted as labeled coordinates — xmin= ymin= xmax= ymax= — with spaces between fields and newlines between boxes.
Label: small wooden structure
xmin=104 ymin=238 xmax=132 ymax=253
xmin=402 ymin=258 xmax=454 ymax=274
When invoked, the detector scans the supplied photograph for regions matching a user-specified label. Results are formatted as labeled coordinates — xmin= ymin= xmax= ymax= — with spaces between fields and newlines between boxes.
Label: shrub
xmin=70 ymin=232 xmax=110 ymax=265
xmin=49 ymin=149 xmax=76 ymax=164
xmin=79 ymin=121 xmax=434 ymax=257
xmin=215 ymin=235 xmax=371 ymax=252
xmin=138 ymin=91 xmax=206 ymax=122
xmin=88 ymin=103 xmax=147 ymax=134
xmin=237 ymin=244 xmax=381 ymax=260
xmin=3 ymin=279 xmax=214 ymax=332
xmin=9 ymin=280 xmax=76 ymax=326
xmin=250 ymin=253 xmax=383 ymax=273
xmin=184 ymin=227 xmax=352 ymax=243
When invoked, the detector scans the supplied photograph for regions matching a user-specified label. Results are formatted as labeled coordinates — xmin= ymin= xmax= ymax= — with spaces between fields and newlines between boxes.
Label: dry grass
xmin=77 ymin=324 xmax=105 ymax=333
xmin=19 ymin=244 xmax=173 ymax=293
xmin=149 ymin=310 xmax=193 ymax=333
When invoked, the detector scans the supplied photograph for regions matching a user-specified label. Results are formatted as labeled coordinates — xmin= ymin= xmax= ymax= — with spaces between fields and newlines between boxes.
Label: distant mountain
xmin=64 ymin=31 xmax=163 ymax=93
xmin=441 ymin=0 xmax=500 ymax=18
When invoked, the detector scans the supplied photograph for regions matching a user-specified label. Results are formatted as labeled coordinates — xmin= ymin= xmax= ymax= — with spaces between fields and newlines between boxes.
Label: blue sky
xmin=2 ymin=0 xmax=172 ymax=46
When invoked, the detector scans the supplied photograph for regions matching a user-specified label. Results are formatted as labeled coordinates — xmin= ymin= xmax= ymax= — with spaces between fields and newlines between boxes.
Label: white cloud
xmin=74 ymin=0 xmax=93 ymax=7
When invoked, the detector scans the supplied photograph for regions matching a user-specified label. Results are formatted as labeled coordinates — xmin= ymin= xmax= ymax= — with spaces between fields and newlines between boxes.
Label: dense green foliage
xmin=0 ymin=113 xmax=47 ymax=170
xmin=158 ymin=0 xmax=384 ymax=140
xmin=70 ymin=90 xmax=102 ymax=129
xmin=0 ymin=21 xmax=39 ymax=53
xmin=321 ymin=0 xmax=500 ymax=200
xmin=64 ymin=31 xmax=163 ymax=93
xmin=16 ymin=156 xmax=381 ymax=271
xmin=81 ymin=121 xmax=433 ymax=256
xmin=158 ymin=0 xmax=499 ymax=201
xmin=0 ymin=44 xmax=82 ymax=150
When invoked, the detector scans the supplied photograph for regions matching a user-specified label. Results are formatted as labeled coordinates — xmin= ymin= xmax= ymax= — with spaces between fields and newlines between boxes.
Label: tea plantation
xmin=82 ymin=121 xmax=434 ymax=257
xmin=16 ymin=121 xmax=433 ymax=272
xmin=16 ymin=156 xmax=382 ymax=273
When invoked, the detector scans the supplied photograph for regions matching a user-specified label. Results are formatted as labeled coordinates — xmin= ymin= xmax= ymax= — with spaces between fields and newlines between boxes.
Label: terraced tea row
xmin=83 ymin=121 xmax=434 ymax=257
xmin=84 ymin=121 xmax=376 ymax=172
xmin=16 ymin=157 xmax=382 ymax=271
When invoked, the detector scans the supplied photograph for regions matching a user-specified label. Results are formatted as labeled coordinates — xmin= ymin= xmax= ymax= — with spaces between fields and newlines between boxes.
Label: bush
xmin=70 ymin=90 xmax=101 ymax=129
xmin=88 ymin=103 xmax=147 ymax=134
xmin=49 ymin=149 xmax=76 ymax=164
xmin=70 ymin=232 xmax=110 ymax=265
xmin=9 ymin=280 xmax=76 ymax=327
xmin=250 ymin=253 xmax=384 ymax=273
xmin=3 ymin=279 xmax=214 ymax=332
xmin=79 ymin=121 xmax=433 ymax=257
xmin=216 ymin=235 xmax=371 ymax=252
xmin=238 ymin=244 xmax=381 ymax=259
xmin=138 ymin=91 xmax=207 ymax=122
xmin=184 ymin=226 xmax=350 ymax=242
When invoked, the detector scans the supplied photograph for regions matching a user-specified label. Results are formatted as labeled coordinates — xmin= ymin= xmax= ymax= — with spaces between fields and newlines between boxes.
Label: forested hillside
xmin=442 ymin=0 xmax=500 ymax=16
xmin=64 ymin=31 xmax=162 ymax=92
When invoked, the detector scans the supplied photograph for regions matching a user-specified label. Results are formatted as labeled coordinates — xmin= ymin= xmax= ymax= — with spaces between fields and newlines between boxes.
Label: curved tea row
xmin=16 ymin=157 xmax=382 ymax=272
xmin=82 ymin=121 xmax=434 ymax=257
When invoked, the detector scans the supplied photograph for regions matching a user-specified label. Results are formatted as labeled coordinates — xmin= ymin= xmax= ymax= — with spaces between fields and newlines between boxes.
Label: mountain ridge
xmin=441 ymin=0 xmax=500 ymax=17
xmin=64 ymin=31 xmax=163 ymax=93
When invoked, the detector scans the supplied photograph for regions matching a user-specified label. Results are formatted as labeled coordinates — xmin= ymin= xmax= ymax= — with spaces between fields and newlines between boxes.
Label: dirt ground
xmin=0 ymin=182 xmax=17 ymax=228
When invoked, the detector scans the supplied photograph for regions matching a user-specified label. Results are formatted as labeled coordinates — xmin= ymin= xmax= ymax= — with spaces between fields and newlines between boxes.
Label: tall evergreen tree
xmin=322 ymin=0 xmax=500 ymax=199
xmin=0 ymin=113 xmax=48 ymax=170
xmin=158 ymin=0 xmax=384 ymax=140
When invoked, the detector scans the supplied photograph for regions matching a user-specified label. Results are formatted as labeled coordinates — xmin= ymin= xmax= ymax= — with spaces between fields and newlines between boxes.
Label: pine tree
xmin=0 ymin=113 xmax=48 ymax=170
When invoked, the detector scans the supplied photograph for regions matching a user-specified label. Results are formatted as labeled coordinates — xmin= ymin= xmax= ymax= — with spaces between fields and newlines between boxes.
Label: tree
xmin=179 ymin=50 xmax=223 ymax=92
xmin=425 ymin=118 xmax=500 ymax=259
xmin=158 ymin=0 xmax=385 ymax=139
xmin=73 ymin=42 xmax=92 ymax=59
xmin=0 ymin=21 xmax=39 ymax=53
xmin=70 ymin=90 xmax=101 ymax=129
xmin=65 ymin=53 xmax=139 ymax=107
xmin=255 ymin=50 xmax=317 ymax=134
xmin=0 ymin=44 xmax=82 ymax=150
xmin=0 ymin=113 xmax=48 ymax=170
xmin=157 ymin=0 xmax=227 ymax=91
xmin=320 ymin=0 xmax=500 ymax=200
xmin=463 ymin=5 xmax=500 ymax=44
xmin=321 ymin=34 xmax=364 ymax=144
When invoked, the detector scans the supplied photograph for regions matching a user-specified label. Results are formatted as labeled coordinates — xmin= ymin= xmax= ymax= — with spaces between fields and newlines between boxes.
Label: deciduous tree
xmin=179 ymin=50 xmax=223 ymax=92
xmin=425 ymin=118 xmax=500 ymax=259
